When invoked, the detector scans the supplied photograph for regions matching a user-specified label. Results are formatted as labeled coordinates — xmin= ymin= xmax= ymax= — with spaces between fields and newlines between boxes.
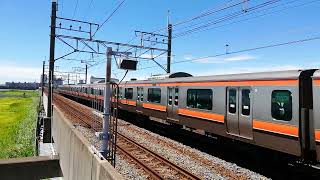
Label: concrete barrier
xmin=52 ymin=106 xmax=124 ymax=180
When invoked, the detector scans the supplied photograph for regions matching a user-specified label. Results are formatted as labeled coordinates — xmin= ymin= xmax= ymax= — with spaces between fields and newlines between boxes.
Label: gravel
xmin=75 ymin=125 xmax=148 ymax=180
xmin=75 ymin=119 xmax=269 ymax=180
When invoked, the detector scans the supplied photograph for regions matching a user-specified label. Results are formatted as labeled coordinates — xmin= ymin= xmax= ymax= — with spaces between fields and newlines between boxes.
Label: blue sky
xmin=0 ymin=0 xmax=319 ymax=83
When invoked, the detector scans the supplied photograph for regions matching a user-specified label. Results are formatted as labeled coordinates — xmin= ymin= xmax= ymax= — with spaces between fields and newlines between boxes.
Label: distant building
xmin=90 ymin=76 xmax=105 ymax=84
xmin=90 ymin=76 xmax=119 ymax=84
xmin=5 ymin=82 xmax=40 ymax=90
xmin=53 ymin=77 xmax=63 ymax=87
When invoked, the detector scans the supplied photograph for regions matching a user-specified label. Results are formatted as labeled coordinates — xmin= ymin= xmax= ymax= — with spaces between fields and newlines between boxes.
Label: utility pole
xmin=167 ymin=24 xmax=172 ymax=74
xmin=44 ymin=0 xmax=56 ymax=143
xmin=67 ymin=74 xmax=70 ymax=85
xmin=101 ymin=47 xmax=112 ymax=157
xmin=85 ymin=64 xmax=88 ymax=84
xmin=41 ymin=61 xmax=45 ymax=97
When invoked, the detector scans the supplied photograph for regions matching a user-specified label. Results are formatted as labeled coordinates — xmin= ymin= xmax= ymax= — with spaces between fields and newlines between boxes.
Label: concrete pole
xmin=101 ymin=47 xmax=112 ymax=157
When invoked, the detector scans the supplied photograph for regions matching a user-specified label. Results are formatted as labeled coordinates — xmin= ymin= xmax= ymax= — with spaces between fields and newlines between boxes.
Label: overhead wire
xmin=121 ymin=0 xmax=244 ymax=56
xmin=173 ymin=0 xmax=319 ymax=37
xmin=82 ymin=0 xmax=95 ymax=21
xmin=72 ymin=0 xmax=79 ymax=19
xmin=151 ymin=0 xmax=243 ymax=33
xmin=138 ymin=35 xmax=320 ymax=70
xmin=119 ymin=0 xmax=252 ymax=61
xmin=173 ymin=0 xmax=281 ymax=38
xmin=118 ymin=70 xmax=129 ymax=84
xmin=69 ymin=0 xmax=126 ymax=69
xmin=92 ymin=0 xmax=126 ymax=37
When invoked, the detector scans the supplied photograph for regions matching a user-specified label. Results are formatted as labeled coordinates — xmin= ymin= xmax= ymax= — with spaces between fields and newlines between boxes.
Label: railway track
xmin=52 ymin=92 xmax=200 ymax=180
xmin=117 ymin=132 xmax=200 ymax=180
xmin=53 ymin=93 xmax=102 ymax=131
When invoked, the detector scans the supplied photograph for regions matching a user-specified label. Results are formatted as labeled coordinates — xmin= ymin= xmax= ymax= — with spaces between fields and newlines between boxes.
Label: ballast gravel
xmin=75 ymin=119 xmax=269 ymax=180
xmin=75 ymin=125 xmax=148 ymax=180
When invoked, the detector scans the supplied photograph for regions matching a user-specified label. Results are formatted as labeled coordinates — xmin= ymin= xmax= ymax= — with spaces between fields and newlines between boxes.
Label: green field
xmin=0 ymin=90 xmax=39 ymax=159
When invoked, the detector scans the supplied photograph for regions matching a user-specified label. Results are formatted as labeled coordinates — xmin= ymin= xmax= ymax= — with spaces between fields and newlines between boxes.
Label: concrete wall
xmin=52 ymin=107 xmax=123 ymax=180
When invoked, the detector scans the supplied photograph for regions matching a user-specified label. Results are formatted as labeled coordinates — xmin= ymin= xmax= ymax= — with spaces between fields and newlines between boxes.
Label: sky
xmin=0 ymin=0 xmax=319 ymax=84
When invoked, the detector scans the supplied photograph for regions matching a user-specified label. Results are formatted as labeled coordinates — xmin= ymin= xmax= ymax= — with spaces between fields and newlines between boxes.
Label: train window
xmin=241 ymin=89 xmax=250 ymax=116
xmin=119 ymin=88 xmax=122 ymax=98
xmin=271 ymin=90 xmax=292 ymax=121
xmin=168 ymin=88 xmax=173 ymax=105
xmin=140 ymin=88 xmax=144 ymax=101
xmin=91 ymin=88 xmax=94 ymax=94
xmin=187 ymin=89 xmax=212 ymax=110
xmin=147 ymin=88 xmax=161 ymax=103
xmin=174 ymin=88 xmax=179 ymax=106
xmin=125 ymin=88 xmax=133 ymax=99
xmin=229 ymin=89 xmax=237 ymax=114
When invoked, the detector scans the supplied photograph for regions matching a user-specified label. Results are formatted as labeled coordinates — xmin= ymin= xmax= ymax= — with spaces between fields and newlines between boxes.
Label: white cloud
xmin=224 ymin=54 xmax=256 ymax=61
xmin=185 ymin=54 xmax=257 ymax=64
xmin=140 ymin=54 xmax=154 ymax=59
xmin=140 ymin=54 xmax=168 ymax=60
xmin=0 ymin=65 xmax=41 ymax=84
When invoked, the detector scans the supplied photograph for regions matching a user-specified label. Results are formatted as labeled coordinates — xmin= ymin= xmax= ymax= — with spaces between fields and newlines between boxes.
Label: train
xmin=56 ymin=69 xmax=320 ymax=165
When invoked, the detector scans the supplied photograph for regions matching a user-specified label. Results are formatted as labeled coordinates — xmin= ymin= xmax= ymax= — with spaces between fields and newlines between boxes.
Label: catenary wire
xmin=173 ymin=0 xmax=281 ymax=38
xmin=173 ymin=0 xmax=319 ymax=38
xmin=72 ymin=0 xmax=79 ymax=19
xmin=92 ymin=0 xmax=126 ymax=37
xmin=138 ymin=35 xmax=320 ymax=70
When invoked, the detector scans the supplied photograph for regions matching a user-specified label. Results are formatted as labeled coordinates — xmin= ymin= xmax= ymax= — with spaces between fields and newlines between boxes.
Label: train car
xmin=57 ymin=69 xmax=320 ymax=164
xmin=118 ymin=70 xmax=318 ymax=163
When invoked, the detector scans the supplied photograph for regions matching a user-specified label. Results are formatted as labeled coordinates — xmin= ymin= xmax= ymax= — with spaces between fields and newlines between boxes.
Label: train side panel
xmin=313 ymin=71 xmax=320 ymax=161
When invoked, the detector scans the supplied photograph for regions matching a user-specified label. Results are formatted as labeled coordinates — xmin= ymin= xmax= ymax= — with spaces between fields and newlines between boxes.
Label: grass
xmin=0 ymin=90 xmax=39 ymax=159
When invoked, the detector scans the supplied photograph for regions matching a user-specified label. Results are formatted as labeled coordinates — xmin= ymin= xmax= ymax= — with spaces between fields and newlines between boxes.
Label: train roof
xmin=61 ymin=69 xmax=319 ymax=87
xmin=124 ymin=69 xmax=307 ymax=85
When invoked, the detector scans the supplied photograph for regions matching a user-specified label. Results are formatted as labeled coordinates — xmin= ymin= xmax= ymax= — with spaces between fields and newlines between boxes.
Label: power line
xmin=72 ymin=0 xmax=126 ymax=66
xmin=139 ymin=35 xmax=320 ymax=70
xmin=72 ymin=0 xmax=79 ymax=19
xmin=92 ymin=0 xmax=126 ymax=37
xmin=173 ymin=0 xmax=319 ymax=38
xmin=82 ymin=0 xmax=95 ymax=21
xmin=173 ymin=0 xmax=281 ymax=38
xmin=136 ymin=0 xmax=280 ymax=55
xmin=151 ymin=0 xmax=243 ymax=33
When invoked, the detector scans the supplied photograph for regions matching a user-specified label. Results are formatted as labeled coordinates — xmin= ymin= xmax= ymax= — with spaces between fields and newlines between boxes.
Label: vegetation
xmin=0 ymin=90 xmax=39 ymax=159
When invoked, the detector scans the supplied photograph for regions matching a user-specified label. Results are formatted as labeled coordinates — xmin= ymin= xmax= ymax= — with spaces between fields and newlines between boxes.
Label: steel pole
xmin=85 ymin=64 xmax=88 ymax=84
xmin=167 ymin=24 xmax=172 ymax=74
xmin=102 ymin=47 xmax=112 ymax=157
xmin=47 ymin=1 xmax=56 ymax=118
xmin=41 ymin=61 xmax=45 ymax=97
xmin=44 ymin=0 xmax=56 ymax=143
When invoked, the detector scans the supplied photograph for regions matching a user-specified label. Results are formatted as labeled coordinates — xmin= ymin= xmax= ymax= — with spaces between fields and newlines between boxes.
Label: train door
xmin=167 ymin=87 xmax=179 ymax=120
xmin=226 ymin=87 xmax=253 ymax=139
xmin=136 ymin=87 xmax=143 ymax=112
